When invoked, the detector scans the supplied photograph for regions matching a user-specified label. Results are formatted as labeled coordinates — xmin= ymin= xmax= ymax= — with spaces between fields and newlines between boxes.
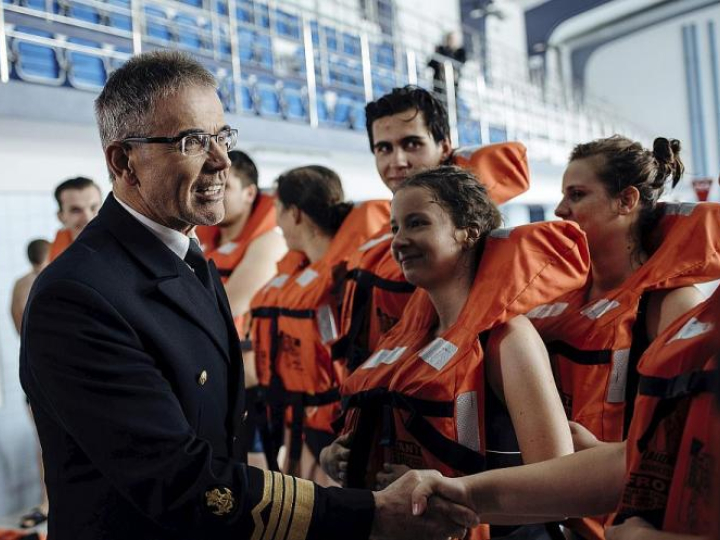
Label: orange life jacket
xmin=250 ymin=201 xmax=390 ymax=467
xmin=616 ymin=287 xmax=720 ymax=535
xmin=197 ymin=193 xmax=277 ymax=336
xmin=340 ymin=220 xmax=589 ymax=483
xmin=530 ymin=202 xmax=720 ymax=443
xmin=333 ymin=142 xmax=531 ymax=373
xmin=48 ymin=229 xmax=73 ymax=262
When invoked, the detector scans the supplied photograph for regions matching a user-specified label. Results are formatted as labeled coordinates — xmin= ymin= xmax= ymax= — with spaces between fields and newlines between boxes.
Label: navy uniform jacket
xmin=20 ymin=194 xmax=374 ymax=540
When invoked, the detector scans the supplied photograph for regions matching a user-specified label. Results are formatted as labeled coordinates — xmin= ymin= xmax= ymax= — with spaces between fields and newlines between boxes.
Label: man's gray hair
xmin=95 ymin=50 xmax=217 ymax=152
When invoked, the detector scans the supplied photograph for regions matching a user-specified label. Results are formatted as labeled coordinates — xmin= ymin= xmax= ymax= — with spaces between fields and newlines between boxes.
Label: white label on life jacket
xmin=317 ymin=304 xmax=339 ymax=344
xmin=419 ymin=338 xmax=459 ymax=371
xmin=526 ymin=302 xmax=569 ymax=319
xmin=669 ymin=317 xmax=714 ymax=342
xmin=664 ymin=202 xmax=697 ymax=216
xmin=358 ymin=233 xmax=393 ymax=252
xmin=362 ymin=347 xmax=408 ymax=369
xmin=217 ymin=241 xmax=238 ymax=255
xmin=581 ymin=299 xmax=620 ymax=320
xmin=606 ymin=349 xmax=630 ymax=403
xmin=295 ymin=268 xmax=319 ymax=287
xmin=489 ymin=227 xmax=514 ymax=239
xmin=267 ymin=274 xmax=290 ymax=289
xmin=456 ymin=391 xmax=481 ymax=452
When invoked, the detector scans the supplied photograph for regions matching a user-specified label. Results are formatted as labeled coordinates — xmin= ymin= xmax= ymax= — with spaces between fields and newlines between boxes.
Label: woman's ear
xmin=617 ymin=186 xmax=640 ymax=215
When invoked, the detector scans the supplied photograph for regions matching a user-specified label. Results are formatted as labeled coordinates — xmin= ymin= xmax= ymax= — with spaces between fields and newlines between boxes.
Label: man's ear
xmin=106 ymin=142 xmax=139 ymax=186
xmin=617 ymin=186 xmax=640 ymax=215
xmin=440 ymin=137 xmax=453 ymax=162
xmin=57 ymin=209 xmax=66 ymax=226
xmin=291 ymin=205 xmax=302 ymax=225
xmin=244 ymin=183 xmax=259 ymax=205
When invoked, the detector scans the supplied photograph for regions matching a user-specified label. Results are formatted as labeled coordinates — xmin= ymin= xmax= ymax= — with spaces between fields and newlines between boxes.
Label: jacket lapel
xmin=99 ymin=193 xmax=231 ymax=363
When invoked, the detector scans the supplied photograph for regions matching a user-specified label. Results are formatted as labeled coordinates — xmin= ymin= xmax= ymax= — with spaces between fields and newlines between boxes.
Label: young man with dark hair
xmin=49 ymin=176 xmax=102 ymax=261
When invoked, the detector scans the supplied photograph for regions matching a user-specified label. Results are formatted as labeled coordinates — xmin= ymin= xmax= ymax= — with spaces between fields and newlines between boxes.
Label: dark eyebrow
xmin=373 ymin=141 xmax=391 ymax=150
xmin=401 ymin=136 xmax=424 ymax=144
xmin=176 ymin=125 xmax=232 ymax=138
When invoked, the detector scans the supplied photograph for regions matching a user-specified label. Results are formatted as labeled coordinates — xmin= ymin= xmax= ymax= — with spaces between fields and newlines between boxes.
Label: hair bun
xmin=652 ymin=137 xmax=684 ymax=188
xmin=327 ymin=201 xmax=354 ymax=230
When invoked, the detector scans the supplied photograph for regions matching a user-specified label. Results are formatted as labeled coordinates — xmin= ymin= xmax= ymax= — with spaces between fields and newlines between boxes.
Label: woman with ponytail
xmin=524 ymin=135 xmax=720 ymax=540
xmin=250 ymin=165 xmax=390 ymax=482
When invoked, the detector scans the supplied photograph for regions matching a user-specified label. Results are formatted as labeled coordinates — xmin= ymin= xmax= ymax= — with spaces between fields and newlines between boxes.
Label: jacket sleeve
xmin=21 ymin=279 xmax=374 ymax=540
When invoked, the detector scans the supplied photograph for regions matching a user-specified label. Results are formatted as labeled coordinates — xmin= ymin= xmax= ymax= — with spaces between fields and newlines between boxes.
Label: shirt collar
xmin=114 ymin=195 xmax=194 ymax=260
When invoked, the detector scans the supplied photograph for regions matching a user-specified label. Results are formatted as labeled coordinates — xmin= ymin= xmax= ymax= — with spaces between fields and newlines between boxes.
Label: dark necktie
xmin=184 ymin=238 xmax=214 ymax=293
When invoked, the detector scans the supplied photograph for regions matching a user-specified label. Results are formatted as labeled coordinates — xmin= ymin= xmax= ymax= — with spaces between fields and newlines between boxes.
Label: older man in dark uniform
xmin=19 ymin=51 xmax=477 ymax=540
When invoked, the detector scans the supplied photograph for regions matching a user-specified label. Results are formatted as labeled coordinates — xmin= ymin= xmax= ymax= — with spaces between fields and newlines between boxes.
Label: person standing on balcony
xmin=428 ymin=31 xmax=466 ymax=99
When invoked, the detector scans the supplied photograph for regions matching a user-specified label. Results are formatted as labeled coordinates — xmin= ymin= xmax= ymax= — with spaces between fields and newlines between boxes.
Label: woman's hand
xmin=319 ymin=432 xmax=352 ymax=486
xmin=375 ymin=463 xmax=411 ymax=490
xmin=606 ymin=517 xmax=658 ymax=540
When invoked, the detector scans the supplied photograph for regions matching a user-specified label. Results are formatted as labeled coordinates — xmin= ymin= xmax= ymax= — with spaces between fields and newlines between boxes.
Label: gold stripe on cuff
xmin=250 ymin=470 xmax=273 ymax=540
xmin=274 ymin=474 xmax=296 ymax=540
xmin=263 ymin=471 xmax=285 ymax=540
xmin=286 ymin=477 xmax=315 ymax=540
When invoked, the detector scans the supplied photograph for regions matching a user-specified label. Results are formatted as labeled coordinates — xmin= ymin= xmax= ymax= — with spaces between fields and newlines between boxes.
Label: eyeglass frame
xmin=120 ymin=127 xmax=239 ymax=156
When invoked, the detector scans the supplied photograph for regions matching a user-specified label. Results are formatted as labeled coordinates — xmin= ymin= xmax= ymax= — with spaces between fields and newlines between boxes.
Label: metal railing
xmin=0 ymin=0 xmax=646 ymax=160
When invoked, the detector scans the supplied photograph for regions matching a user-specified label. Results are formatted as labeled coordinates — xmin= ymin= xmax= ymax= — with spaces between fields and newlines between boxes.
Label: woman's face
xmin=275 ymin=199 xmax=300 ymax=251
xmin=555 ymin=158 xmax=624 ymax=246
xmin=390 ymin=186 xmax=467 ymax=289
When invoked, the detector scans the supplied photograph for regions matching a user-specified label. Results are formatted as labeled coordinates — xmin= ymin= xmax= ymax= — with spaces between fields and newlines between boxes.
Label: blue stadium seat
xmin=315 ymin=93 xmax=328 ymax=123
xmin=333 ymin=94 xmax=354 ymax=127
xmin=254 ymin=2 xmax=269 ymax=28
xmin=342 ymin=33 xmax=361 ymax=57
xmin=254 ymin=32 xmax=272 ymax=69
xmin=322 ymin=25 xmax=338 ymax=51
xmin=104 ymin=0 xmax=131 ymax=30
xmin=178 ymin=0 xmax=202 ymax=7
xmin=256 ymin=77 xmax=281 ymax=117
xmin=458 ymin=120 xmax=481 ymax=146
xmin=238 ymin=28 xmax=253 ymax=62
xmin=282 ymin=83 xmax=306 ymax=121
xmin=66 ymin=37 xmax=107 ymax=90
xmin=11 ymin=26 xmax=64 ymax=85
xmin=489 ymin=126 xmax=507 ymax=143
xmin=372 ymin=42 xmax=394 ymax=68
xmin=67 ymin=1 xmax=101 ymax=23
xmin=175 ymin=13 xmax=204 ymax=51
xmin=214 ymin=0 xmax=228 ymax=15
xmin=350 ymin=98 xmax=366 ymax=131
xmin=235 ymin=0 xmax=251 ymax=23
xmin=310 ymin=21 xmax=319 ymax=46
xmin=241 ymin=79 xmax=255 ymax=113
xmin=144 ymin=6 xmax=173 ymax=42
xmin=275 ymin=9 xmax=300 ymax=40
xmin=18 ymin=0 xmax=47 ymax=10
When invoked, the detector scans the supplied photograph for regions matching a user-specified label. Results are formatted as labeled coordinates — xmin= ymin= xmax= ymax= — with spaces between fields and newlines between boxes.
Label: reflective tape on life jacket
xmin=616 ymin=286 xmax=720 ymax=535
xmin=334 ymin=142 xmax=531 ymax=374
xmin=197 ymin=193 xmax=277 ymax=336
xmin=530 ymin=202 xmax=720 ymax=443
xmin=340 ymin=220 xmax=590 ymax=488
xmin=48 ymin=229 xmax=73 ymax=262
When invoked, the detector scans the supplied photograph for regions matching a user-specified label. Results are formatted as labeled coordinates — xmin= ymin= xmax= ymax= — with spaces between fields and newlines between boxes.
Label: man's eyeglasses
xmin=121 ymin=128 xmax=238 ymax=156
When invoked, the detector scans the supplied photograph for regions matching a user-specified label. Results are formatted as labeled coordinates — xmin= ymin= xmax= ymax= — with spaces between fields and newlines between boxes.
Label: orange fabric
xmin=249 ymin=201 xmax=390 ymax=448
xmin=335 ymin=142 xmax=531 ymax=375
xmin=617 ymin=288 xmax=720 ymax=535
xmin=251 ymin=250 xmax=309 ymax=388
xmin=48 ymin=229 xmax=73 ymax=262
xmin=530 ymin=202 xmax=720 ymax=443
xmin=197 ymin=193 xmax=277 ymax=336
xmin=340 ymin=221 xmax=590 ymax=539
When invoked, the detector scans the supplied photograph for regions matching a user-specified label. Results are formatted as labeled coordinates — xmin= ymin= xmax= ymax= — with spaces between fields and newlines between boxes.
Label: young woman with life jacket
xmin=252 ymin=165 xmax=389 ymax=482
xmin=410 ymin=285 xmax=720 ymax=540
xmin=527 ymin=136 xmax=720 ymax=539
xmin=322 ymin=166 xmax=591 ymax=540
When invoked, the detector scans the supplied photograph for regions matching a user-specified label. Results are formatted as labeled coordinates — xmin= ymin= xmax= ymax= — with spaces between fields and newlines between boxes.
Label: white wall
xmin=584 ymin=3 xmax=720 ymax=198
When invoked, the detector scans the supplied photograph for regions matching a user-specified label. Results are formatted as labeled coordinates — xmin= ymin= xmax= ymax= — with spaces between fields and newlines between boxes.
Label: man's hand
xmin=375 ymin=463 xmax=411 ymax=490
xmin=319 ymin=433 xmax=352 ymax=486
xmin=410 ymin=473 xmax=474 ymax=518
xmin=371 ymin=470 xmax=480 ymax=540
xmin=606 ymin=517 xmax=657 ymax=540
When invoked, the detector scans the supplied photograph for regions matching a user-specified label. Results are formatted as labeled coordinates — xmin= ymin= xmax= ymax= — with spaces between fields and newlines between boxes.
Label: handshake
xmin=370 ymin=469 xmax=478 ymax=540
